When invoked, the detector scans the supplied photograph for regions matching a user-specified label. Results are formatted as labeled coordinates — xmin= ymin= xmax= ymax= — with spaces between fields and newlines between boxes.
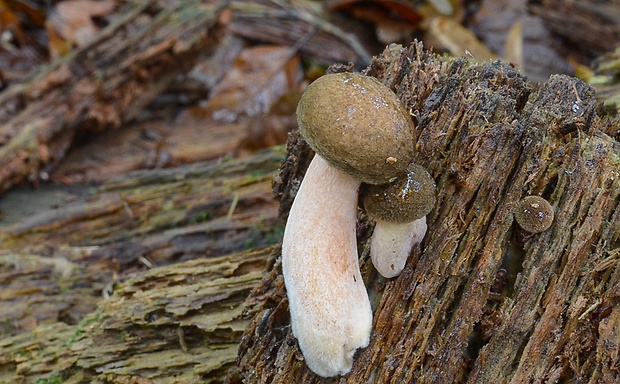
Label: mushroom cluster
xmin=282 ymin=72 xmax=434 ymax=377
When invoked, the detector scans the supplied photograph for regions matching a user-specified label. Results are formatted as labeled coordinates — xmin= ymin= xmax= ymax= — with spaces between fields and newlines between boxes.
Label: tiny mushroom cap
xmin=364 ymin=163 xmax=436 ymax=222
xmin=514 ymin=195 xmax=554 ymax=233
xmin=363 ymin=163 xmax=436 ymax=278
xmin=297 ymin=72 xmax=415 ymax=184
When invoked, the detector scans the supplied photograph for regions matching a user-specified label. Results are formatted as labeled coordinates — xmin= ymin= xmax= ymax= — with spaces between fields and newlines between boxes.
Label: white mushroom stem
xmin=370 ymin=217 xmax=427 ymax=278
xmin=282 ymin=154 xmax=373 ymax=377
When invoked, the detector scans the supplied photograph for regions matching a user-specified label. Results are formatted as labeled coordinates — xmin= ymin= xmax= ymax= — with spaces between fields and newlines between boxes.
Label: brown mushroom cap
xmin=363 ymin=163 xmax=436 ymax=222
xmin=297 ymin=72 xmax=415 ymax=184
xmin=514 ymin=195 xmax=554 ymax=233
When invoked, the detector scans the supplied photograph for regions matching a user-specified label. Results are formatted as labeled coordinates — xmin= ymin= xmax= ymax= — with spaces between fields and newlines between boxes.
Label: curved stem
xmin=282 ymin=155 xmax=372 ymax=377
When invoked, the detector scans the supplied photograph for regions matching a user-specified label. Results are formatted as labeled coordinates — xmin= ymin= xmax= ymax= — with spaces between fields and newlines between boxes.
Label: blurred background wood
xmin=0 ymin=146 xmax=283 ymax=382
xmin=0 ymin=245 xmax=276 ymax=383
xmin=0 ymin=0 xmax=227 ymax=194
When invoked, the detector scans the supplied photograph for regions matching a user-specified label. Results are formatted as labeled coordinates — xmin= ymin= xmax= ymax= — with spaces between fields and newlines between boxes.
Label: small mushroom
xmin=282 ymin=72 xmax=415 ymax=377
xmin=363 ymin=163 xmax=436 ymax=278
xmin=514 ymin=195 xmax=554 ymax=233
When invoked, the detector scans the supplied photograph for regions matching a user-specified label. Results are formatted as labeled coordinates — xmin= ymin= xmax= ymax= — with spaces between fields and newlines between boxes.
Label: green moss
xmin=264 ymin=226 xmax=284 ymax=245
xmin=34 ymin=372 xmax=64 ymax=384
xmin=190 ymin=210 xmax=214 ymax=223
xmin=1 ymin=318 xmax=15 ymax=336
xmin=66 ymin=311 xmax=101 ymax=346
xmin=244 ymin=238 xmax=257 ymax=249
xmin=58 ymin=284 xmax=70 ymax=294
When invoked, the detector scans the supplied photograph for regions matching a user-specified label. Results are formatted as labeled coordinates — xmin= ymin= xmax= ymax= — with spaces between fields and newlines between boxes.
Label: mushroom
xmin=514 ymin=195 xmax=554 ymax=233
xmin=363 ymin=163 xmax=436 ymax=278
xmin=282 ymin=72 xmax=415 ymax=377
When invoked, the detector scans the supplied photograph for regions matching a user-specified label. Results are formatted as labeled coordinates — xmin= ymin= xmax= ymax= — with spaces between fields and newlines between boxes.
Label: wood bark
xmin=229 ymin=42 xmax=620 ymax=383
xmin=0 ymin=0 xmax=227 ymax=195
xmin=229 ymin=0 xmax=373 ymax=66
xmin=0 ymin=147 xmax=283 ymax=383
xmin=1 ymin=41 xmax=619 ymax=383
xmin=0 ymin=246 xmax=276 ymax=384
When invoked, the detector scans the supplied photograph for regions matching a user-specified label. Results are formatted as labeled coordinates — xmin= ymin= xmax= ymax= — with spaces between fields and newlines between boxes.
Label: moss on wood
xmin=230 ymin=42 xmax=620 ymax=383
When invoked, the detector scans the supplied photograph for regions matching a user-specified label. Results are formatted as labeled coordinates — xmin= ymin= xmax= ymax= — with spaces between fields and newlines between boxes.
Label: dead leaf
xmin=327 ymin=0 xmax=423 ymax=44
xmin=46 ymin=0 xmax=116 ymax=58
xmin=327 ymin=0 xmax=423 ymax=24
xmin=426 ymin=0 xmax=453 ymax=15
xmin=504 ymin=21 xmax=523 ymax=70
xmin=426 ymin=16 xmax=495 ymax=61
xmin=236 ymin=113 xmax=295 ymax=157
xmin=46 ymin=20 xmax=73 ymax=58
xmin=236 ymin=89 xmax=302 ymax=156
xmin=3 ymin=0 xmax=46 ymax=27
xmin=0 ymin=1 xmax=48 ymax=84
xmin=0 ymin=1 xmax=22 ymax=38
xmin=204 ymin=45 xmax=303 ymax=122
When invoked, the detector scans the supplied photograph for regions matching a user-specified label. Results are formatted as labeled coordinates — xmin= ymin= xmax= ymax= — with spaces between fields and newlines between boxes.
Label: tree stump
xmin=229 ymin=42 xmax=620 ymax=383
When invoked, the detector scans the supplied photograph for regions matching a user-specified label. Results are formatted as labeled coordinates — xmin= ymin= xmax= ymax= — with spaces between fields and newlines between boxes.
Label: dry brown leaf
xmin=327 ymin=0 xmax=423 ymax=44
xmin=3 ymin=0 xmax=46 ymax=27
xmin=0 ymin=0 xmax=48 ymax=84
xmin=204 ymin=45 xmax=303 ymax=122
xmin=46 ymin=0 xmax=116 ymax=58
xmin=504 ymin=21 xmax=523 ymax=70
xmin=46 ymin=20 xmax=73 ymax=58
xmin=236 ymin=89 xmax=301 ymax=156
xmin=426 ymin=0 xmax=453 ymax=15
xmin=426 ymin=16 xmax=495 ymax=61
xmin=327 ymin=0 xmax=423 ymax=24
xmin=0 ymin=1 xmax=21 ymax=37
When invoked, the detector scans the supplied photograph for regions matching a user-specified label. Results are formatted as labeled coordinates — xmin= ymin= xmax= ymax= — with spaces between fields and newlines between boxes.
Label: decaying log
xmin=229 ymin=0 xmax=373 ymax=66
xmin=592 ymin=47 xmax=620 ymax=114
xmin=229 ymin=42 xmax=620 ymax=383
xmin=0 ymin=144 xmax=284 ymax=382
xmin=0 ymin=245 xmax=276 ymax=383
xmin=0 ymin=147 xmax=283 ymax=341
xmin=0 ymin=0 xmax=227 ymax=195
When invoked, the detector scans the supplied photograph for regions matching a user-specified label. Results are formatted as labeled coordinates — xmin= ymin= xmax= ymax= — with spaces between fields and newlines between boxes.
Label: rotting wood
xmin=592 ymin=47 xmax=620 ymax=115
xmin=229 ymin=42 xmax=620 ymax=383
xmin=0 ymin=146 xmax=284 ymax=340
xmin=229 ymin=0 xmax=372 ymax=66
xmin=0 ymin=246 xmax=276 ymax=383
xmin=0 ymin=0 xmax=228 ymax=195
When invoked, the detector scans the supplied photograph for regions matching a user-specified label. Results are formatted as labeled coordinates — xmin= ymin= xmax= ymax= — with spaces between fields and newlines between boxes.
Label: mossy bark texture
xmin=0 ymin=148 xmax=283 ymax=383
xmin=230 ymin=42 xmax=620 ymax=383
